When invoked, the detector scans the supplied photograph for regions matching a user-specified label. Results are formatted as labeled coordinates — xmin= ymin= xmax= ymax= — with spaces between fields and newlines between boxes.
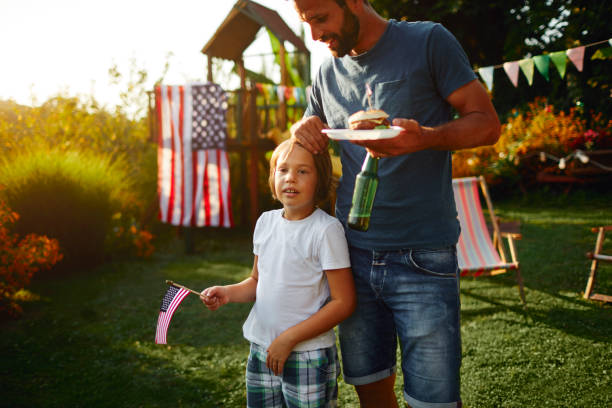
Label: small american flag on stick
xmin=155 ymin=284 xmax=191 ymax=344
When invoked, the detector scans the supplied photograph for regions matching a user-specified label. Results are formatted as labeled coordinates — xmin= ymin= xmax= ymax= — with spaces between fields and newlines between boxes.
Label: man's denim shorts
xmin=339 ymin=245 xmax=462 ymax=408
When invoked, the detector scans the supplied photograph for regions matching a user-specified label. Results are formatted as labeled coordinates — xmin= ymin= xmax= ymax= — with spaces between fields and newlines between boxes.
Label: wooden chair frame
xmin=584 ymin=225 xmax=612 ymax=303
xmin=453 ymin=176 xmax=526 ymax=304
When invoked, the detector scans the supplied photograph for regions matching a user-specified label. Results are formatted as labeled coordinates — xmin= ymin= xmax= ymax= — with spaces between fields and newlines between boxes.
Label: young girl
xmin=201 ymin=139 xmax=355 ymax=407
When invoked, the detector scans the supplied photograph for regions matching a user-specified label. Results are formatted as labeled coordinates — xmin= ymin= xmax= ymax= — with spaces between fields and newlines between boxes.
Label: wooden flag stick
xmin=166 ymin=280 xmax=204 ymax=297
xmin=365 ymin=83 xmax=374 ymax=110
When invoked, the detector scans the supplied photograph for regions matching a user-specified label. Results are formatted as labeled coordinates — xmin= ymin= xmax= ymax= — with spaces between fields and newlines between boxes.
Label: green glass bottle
xmin=347 ymin=153 xmax=379 ymax=231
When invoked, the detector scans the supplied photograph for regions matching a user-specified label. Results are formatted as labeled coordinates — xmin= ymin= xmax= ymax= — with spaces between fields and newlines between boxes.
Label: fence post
xmin=278 ymin=42 xmax=288 ymax=131
xmin=248 ymin=86 xmax=259 ymax=229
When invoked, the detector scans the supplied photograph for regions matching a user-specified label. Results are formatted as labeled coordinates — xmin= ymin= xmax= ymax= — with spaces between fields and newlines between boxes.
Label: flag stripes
xmin=155 ymin=286 xmax=191 ymax=344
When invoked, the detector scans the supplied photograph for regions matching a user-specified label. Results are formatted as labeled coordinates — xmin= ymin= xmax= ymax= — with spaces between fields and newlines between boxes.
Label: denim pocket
xmin=407 ymin=247 xmax=458 ymax=278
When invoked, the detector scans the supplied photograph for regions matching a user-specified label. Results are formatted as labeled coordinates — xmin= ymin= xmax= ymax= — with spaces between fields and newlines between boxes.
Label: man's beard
xmin=325 ymin=7 xmax=360 ymax=57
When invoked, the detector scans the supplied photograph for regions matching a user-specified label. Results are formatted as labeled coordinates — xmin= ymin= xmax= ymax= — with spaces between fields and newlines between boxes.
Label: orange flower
xmin=0 ymin=198 xmax=62 ymax=317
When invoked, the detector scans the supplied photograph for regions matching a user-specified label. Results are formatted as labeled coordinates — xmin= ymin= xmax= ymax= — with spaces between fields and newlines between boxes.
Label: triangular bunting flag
xmin=566 ymin=46 xmax=585 ymax=72
xmin=550 ymin=51 xmax=567 ymax=79
xmin=277 ymin=85 xmax=285 ymax=102
xmin=293 ymin=87 xmax=301 ymax=103
xmin=592 ymin=47 xmax=612 ymax=60
xmin=263 ymin=84 xmax=271 ymax=100
xmin=533 ymin=55 xmax=550 ymax=82
xmin=519 ymin=58 xmax=535 ymax=86
xmin=503 ymin=61 xmax=520 ymax=87
xmin=478 ymin=66 xmax=494 ymax=91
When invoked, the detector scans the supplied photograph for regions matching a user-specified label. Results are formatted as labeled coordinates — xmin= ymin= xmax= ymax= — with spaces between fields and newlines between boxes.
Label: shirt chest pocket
xmin=374 ymin=79 xmax=413 ymax=119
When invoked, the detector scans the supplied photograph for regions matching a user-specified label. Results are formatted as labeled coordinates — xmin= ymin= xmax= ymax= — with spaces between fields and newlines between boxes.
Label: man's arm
xmin=356 ymin=79 xmax=501 ymax=157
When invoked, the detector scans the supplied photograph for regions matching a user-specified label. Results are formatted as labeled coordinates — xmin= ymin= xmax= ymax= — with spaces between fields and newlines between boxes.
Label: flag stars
xmin=191 ymin=84 xmax=227 ymax=150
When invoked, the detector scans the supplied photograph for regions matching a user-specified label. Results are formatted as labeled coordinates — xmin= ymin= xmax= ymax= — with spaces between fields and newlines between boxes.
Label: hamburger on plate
xmin=348 ymin=109 xmax=390 ymax=130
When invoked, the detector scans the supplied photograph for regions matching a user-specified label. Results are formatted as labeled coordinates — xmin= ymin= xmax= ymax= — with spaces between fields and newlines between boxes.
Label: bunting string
xmin=254 ymin=83 xmax=311 ymax=106
xmin=476 ymin=38 xmax=612 ymax=90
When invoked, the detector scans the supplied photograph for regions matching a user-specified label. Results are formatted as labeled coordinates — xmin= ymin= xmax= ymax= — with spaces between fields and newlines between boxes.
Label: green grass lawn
xmin=1 ymin=191 xmax=611 ymax=407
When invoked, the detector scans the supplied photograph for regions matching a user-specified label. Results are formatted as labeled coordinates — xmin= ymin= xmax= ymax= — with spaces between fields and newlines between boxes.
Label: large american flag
xmin=155 ymin=285 xmax=191 ymax=344
xmin=156 ymin=83 xmax=233 ymax=227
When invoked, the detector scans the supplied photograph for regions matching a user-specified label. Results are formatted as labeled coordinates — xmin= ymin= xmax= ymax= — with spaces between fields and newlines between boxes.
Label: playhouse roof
xmin=201 ymin=0 xmax=309 ymax=61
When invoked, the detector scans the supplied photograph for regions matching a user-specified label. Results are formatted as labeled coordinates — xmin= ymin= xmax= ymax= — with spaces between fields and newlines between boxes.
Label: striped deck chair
xmin=453 ymin=176 xmax=526 ymax=304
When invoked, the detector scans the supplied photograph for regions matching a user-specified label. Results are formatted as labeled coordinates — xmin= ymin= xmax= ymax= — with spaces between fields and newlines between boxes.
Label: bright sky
xmin=0 ymin=0 xmax=328 ymax=109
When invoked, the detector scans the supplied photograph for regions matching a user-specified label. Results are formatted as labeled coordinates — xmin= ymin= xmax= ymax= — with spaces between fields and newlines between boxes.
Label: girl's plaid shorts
xmin=246 ymin=342 xmax=340 ymax=408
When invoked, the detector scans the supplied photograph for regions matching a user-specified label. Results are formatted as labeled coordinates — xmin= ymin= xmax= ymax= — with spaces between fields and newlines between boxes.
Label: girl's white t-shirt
xmin=242 ymin=208 xmax=351 ymax=351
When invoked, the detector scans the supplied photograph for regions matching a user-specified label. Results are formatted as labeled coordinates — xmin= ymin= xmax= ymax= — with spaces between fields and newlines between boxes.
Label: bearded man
xmin=291 ymin=1 xmax=501 ymax=407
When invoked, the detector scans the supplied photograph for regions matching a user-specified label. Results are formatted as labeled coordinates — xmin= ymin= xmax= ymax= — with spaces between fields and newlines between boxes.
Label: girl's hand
xmin=266 ymin=332 xmax=295 ymax=376
xmin=200 ymin=286 xmax=229 ymax=311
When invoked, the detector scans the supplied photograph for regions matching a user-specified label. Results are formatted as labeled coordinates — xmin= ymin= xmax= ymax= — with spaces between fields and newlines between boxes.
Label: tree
xmin=370 ymin=0 xmax=612 ymax=121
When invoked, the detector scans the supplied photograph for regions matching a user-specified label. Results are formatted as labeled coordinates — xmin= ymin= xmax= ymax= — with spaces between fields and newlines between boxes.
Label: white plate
xmin=322 ymin=126 xmax=403 ymax=141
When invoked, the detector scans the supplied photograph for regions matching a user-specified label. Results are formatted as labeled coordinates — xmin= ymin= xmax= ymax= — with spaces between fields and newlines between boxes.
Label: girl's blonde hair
xmin=268 ymin=139 xmax=332 ymax=205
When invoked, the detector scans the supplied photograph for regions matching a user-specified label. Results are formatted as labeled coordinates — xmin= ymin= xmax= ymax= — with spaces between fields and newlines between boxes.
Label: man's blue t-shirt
xmin=305 ymin=20 xmax=477 ymax=250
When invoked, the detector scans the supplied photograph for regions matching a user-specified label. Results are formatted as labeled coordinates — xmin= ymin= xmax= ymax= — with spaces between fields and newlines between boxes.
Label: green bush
xmin=452 ymin=97 xmax=612 ymax=190
xmin=0 ymin=96 xmax=158 ymax=219
xmin=0 ymin=149 xmax=134 ymax=271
